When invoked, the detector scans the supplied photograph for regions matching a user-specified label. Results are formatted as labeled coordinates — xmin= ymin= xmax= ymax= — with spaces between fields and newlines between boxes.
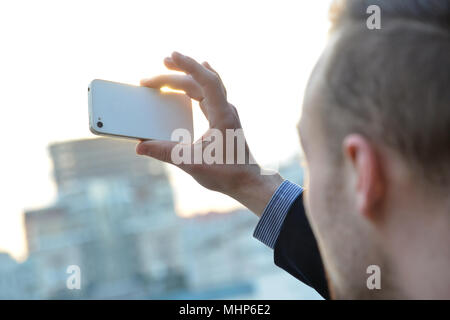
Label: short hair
xmin=321 ymin=0 xmax=450 ymax=185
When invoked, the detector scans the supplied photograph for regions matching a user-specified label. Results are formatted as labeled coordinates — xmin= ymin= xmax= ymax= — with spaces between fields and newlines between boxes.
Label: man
xmin=136 ymin=0 xmax=450 ymax=299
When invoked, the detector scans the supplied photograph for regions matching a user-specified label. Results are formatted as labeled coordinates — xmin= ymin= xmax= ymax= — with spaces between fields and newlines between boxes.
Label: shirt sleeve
xmin=253 ymin=180 xmax=303 ymax=249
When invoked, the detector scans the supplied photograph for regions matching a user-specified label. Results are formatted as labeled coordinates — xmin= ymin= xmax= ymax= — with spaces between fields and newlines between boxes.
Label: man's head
xmin=299 ymin=0 xmax=450 ymax=299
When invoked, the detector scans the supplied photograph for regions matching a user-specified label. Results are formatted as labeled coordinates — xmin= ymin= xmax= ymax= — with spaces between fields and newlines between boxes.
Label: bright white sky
xmin=0 ymin=0 xmax=331 ymax=260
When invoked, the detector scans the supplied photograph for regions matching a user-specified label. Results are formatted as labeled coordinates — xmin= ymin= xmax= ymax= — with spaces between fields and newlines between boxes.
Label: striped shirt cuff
xmin=253 ymin=180 xmax=303 ymax=249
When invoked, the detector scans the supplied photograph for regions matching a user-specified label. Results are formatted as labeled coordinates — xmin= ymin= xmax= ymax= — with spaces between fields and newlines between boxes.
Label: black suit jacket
xmin=273 ymin=192 xmax=330 ymax=299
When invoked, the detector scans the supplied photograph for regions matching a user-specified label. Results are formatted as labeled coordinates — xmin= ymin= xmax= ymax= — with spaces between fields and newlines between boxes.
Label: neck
xmin=383 ymin=201 xmax=450 ymax=299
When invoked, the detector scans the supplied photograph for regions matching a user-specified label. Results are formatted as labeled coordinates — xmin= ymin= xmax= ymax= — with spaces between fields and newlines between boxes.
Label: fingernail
xmin=136 ymin=145 xmax=146 ymax=155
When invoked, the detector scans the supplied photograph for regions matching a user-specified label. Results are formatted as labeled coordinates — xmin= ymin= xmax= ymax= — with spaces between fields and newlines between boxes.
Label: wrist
xmin=227 ymin=167 xmax=284 ymax=217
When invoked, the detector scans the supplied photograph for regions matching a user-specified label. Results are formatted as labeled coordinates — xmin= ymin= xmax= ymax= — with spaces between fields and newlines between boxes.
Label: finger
xmin=136 ymin=140 xmax=177 ymax=164
xmin=164 ymin=57 xmax=184 ymax=72
xmin=164 ymin=58 xmax=226 ymax=102
xmin=170 ymin=52 xmax=218 ymax=88
xmin=136 ymin=140 xmax=198 ymax=173
xmin=140 ymin=74 xmax=203 ymax=101
xmin=170 ymin=52 xmax=229 ymax=124
xmin=202 ymin=61 xmax=217 ymax=74
xmin=202 ymin=61 xmax=227 ymax=98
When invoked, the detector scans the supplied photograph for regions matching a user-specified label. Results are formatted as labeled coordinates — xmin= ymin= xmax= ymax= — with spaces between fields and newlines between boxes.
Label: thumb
xmin=136 ymin=140 xmax=178 ymax=164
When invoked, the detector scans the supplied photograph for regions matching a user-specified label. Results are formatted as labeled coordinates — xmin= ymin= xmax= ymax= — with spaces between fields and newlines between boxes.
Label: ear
xmin=342 ymin=134 xmax=385 ymax=220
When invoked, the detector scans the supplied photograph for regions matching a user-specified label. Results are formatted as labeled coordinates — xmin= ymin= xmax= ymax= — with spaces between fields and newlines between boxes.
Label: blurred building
xmin=0 ymin=253 xmax=36 ymax=299
xmin=24 ymin=138 xmax=185 ymax=298
xmin=181 ymin=210 xmax=272 ymax=290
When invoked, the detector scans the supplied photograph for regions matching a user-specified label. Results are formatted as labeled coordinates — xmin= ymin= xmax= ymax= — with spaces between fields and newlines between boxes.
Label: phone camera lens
xmin=97 ymin=121 xmax=103 ymax=128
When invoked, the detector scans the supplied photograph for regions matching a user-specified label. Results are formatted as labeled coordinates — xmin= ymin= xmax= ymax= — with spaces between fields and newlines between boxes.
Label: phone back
xmin=88 ymin=79 xmax=193 ymax=141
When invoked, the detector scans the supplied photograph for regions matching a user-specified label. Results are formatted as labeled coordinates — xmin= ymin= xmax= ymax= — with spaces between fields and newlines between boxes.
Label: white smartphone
xmin=88 ymin=79 xmax=193 ymax=141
